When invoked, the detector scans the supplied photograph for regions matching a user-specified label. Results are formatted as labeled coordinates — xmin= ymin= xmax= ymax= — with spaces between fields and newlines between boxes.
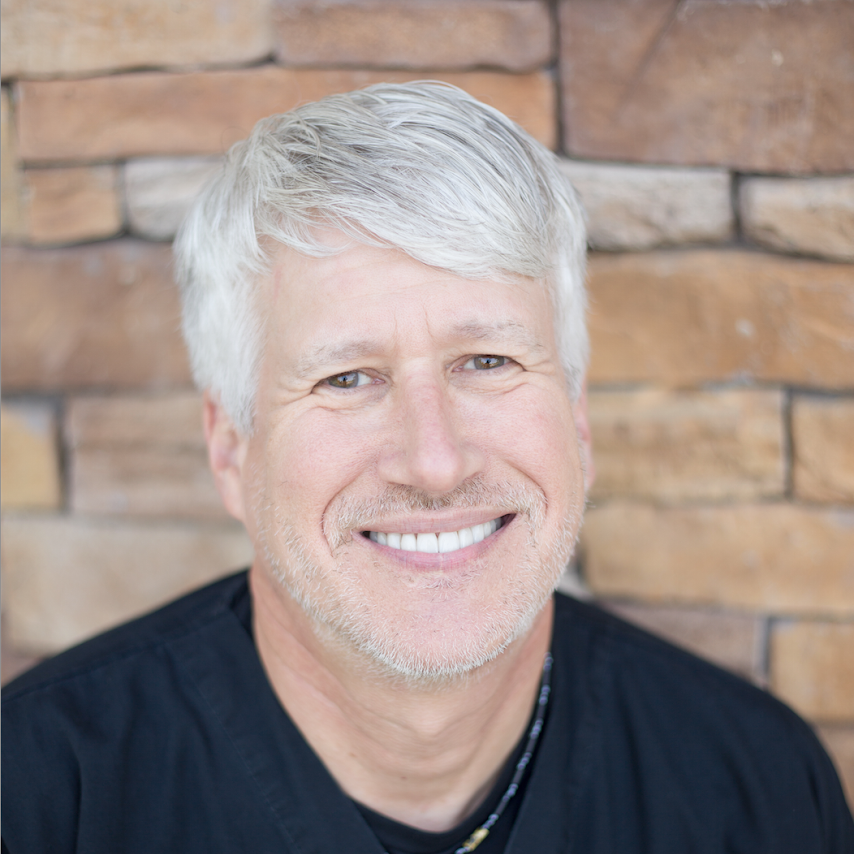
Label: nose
xmin=377 ymin=376 xmax=484 ymax=496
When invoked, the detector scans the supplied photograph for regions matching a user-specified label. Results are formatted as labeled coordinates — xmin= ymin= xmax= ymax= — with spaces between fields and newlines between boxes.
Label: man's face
xmin=222 ymin=236 xmax=589 ymax=678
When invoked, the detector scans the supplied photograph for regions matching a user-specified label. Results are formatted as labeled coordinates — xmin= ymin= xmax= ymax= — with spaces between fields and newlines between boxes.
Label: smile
xmin=365 ymin=517 xmax=505 ymax=554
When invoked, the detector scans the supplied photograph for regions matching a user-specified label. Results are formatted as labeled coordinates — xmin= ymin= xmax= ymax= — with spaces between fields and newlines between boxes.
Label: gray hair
xmin=174 ymin=81 xmax=587 ymax=435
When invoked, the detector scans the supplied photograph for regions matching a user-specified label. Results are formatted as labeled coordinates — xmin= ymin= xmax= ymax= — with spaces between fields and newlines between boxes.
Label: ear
xmin=203 ymin=391 xmax=250 ymax=524
xmin=573 ymin=380 xmax=596 ymax=494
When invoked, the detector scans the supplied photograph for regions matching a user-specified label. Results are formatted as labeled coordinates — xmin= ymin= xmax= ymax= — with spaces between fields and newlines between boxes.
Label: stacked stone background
xmin=1 ymin=0 xmax=852 ymax=805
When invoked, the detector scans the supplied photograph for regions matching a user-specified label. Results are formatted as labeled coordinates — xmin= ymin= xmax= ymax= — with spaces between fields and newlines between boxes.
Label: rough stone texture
xmin=559 ymin=160 xmax=732 ymax=250
xmin=0 ymin=0 xmax=273 ymax=80
xmin=66 ymin=392 xmax=205 ymax=449
xmin=24 ymin=166 xmax=121 ymax=245
xmin=740 ymin=176 xmax=854 ymax=262
xmin=587 ymin=388 xmax=785 ymax=503
xmin=559 ymin=0 xmax=854 ymax=173
xmin=600 ymin=599 xmax=763 ymax=682
xmin=273 ymin=0 xmax=551 ymax=71
xmin=770 ymin=621 xmax=854 ymax=722
xmin=586 ymin=250 xmax=854 ymax=389
xmin=0 ymin=240 xmax=191 ymax=391
xmin=66 ymin=392 xmax=224 ymax=520
xmin=793 ymin=396 xmax=854 ymax=504
xmin=1 ymin=516 xmax=253 ymax=654
xmin=16 ymin=67 xmax=556 ymax=162
xmin=582 ymin=502 xmax=854 ymax=616
xmin=0 ymin=402 xmax=61 ymax=510
xmin=125 ymin=157 xmax=223 ymax=241
xmin=1 ymin=88 xmax=24 ymax=240
xmin=817 ymin=725 xmax=854 ymax=810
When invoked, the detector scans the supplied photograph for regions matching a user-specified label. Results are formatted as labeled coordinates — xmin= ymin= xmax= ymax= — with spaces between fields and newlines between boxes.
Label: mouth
xmin=363 ymin=515 xmax=510 ymax=555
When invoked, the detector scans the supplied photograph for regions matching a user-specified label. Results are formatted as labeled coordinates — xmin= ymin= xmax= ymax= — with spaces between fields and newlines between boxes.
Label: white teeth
xmin=368 ymin=518 xmax=502 ymax=555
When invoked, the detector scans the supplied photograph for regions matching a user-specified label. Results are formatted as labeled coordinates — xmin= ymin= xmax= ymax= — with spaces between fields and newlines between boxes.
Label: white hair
xmin=174 ymin=81 xmax=588 ymax=435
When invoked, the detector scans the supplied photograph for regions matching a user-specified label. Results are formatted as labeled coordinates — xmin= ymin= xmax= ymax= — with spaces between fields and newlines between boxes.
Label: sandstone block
xmin=587 ymin=250 xmax=854 ymax=389
xmin=1 ymin=88 xmax=24 ymax=240
xmin=588 ymin=388 xmax=784 ymax=503
xmin=817 ymin=726 xmax=854 ymax=811
xmin=125 ymin=157 xmax=223 ymax=241
xmin=559 ymin=161 xmax=732 ymax=250
xmin=0 ymin=0 xmax=272 ymax=79
xmin=1 ymin=516 xmax=253 ymax=654
xmin=559 ymin=0 xmax=854 ymax=173
xmin=17 ymin=67 xmax=556 ymax=162
xmin=793 ymin=396 xmax=854 ymax=504
xmin=0 ymin=402 xmax=61 ymax=510
xmin=600 ymin=600 xmax=762 ymax=682
xmin=0 ymin=241 xmax=191 ymax=391
xmin=273 ymin=0 xmax=551 ymax=71
xmin=740 ymin=176 xmax=854 ymax=262
xmin=24 ymin=166 xmax=121 ymax=245
xmin=770 ymin=621 xmax=854 ymax=722
xmin=582 ymin=502 xmax=854 ymax=616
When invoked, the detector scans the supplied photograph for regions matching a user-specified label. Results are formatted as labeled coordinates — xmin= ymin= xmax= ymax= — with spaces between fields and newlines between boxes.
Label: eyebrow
xmin=293 ymin=319 xmax=546 ymax=380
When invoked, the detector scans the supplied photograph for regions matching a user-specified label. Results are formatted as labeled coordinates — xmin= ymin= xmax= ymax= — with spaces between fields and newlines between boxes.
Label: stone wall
xmin=2 ymin=0 xmax=852 ymax=805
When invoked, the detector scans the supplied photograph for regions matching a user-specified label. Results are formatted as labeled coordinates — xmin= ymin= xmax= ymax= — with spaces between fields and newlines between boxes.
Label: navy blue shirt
xmin=3 ymin=571 xmax=852 ymax=853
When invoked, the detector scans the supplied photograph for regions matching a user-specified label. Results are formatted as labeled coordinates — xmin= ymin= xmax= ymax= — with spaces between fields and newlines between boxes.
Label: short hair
xmin=174 ymin=81 xmax=587 ymax=435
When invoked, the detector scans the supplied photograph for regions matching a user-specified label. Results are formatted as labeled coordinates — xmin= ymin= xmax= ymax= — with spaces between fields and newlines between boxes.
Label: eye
xmin=463 ymin=355 xmax=508 ymax=371
xmin=323 ymin=371 xmax=373 ymax=389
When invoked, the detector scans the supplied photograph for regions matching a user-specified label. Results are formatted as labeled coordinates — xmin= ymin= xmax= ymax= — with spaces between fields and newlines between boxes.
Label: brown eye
xmin=470 ymin=355 xmax=506 ymax=370
xmin=325 ymin=371 xmax=370 ymax=389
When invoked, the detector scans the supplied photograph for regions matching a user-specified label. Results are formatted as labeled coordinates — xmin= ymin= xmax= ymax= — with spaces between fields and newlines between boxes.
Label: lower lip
xmin=359 ymin=515 xmax=514 ymax=568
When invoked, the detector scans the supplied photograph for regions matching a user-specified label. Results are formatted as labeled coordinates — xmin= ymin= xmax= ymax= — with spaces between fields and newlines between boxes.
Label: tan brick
xmin=273 ymin=0 xmax=551 ymax=71
xmin=741 ymin=176 xmax=854 ymax=263
xmin=16 ymin=67 xmax=556 ymax=163
xmin=0 ymin=402 xmax=61 ymax=510
xmin=587 ymin=250 xmax=854 ymax=389
xmin=1 ymin=516 xmax=253 ymax=654
xmin=560 ymin=161 xmax=732 ymax=251
xmin=588 ymin=389 xmax=784 ymax=503
xmin=582 ymin=502 xmax=854 ymax=616
xmin=559 ymin=0 xmax=854 ymax=173
xmin=66 ymin=392 xmax=205 ymax=449
xmin=770 ymin=621 xmax=854 ymax=723
xmin=0 ymin=0 xmax=272 ymax=79
xmin=0 ymin=241 xmax=191 ymax=391
xmin=1 ymin=88 xmax=24 ymax=240
xmin=817 ymin=725 xmax=854 ymax=811
xmin=24 ymin=166 xmax=121 ymax=245
xmin=793 ymin=397 xmax=854 ymax=504
xmin=125 ymin=157 xmax=223 ymax=241
xmin=601 ymin=600 xmax=762 ymax=682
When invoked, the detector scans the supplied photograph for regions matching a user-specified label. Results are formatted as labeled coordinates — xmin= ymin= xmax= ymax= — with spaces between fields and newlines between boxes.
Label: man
xmin=3 ymin=82 xmax=852 ymax=853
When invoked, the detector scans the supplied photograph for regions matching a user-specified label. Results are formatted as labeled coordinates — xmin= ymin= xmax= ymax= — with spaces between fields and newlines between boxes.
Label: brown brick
xmin=1 ymin=88 xmax=24 ymax=240
xmin=587 ymin=250 xmax=854 ymax=389
xmin=559 ymin=0 xmax=854 ymax=173
xmin=817 ymin=725 xmax=854 ymax=811
xmin=741 ymin=176 xmax=854 ymax=263
xmin=274 ymin=0 xmax=551 ymax=71
xmin=24 ymin=166 xmax=121 ymax=245
xmin=588 ymin=388 xmax=784 ymax=503
xmin=0 ymin=0 xmax=272 ymax=80
xmin=16 ymin=67 xmax=556 ymax=163
xmin=0 ymin=402 xmax=61 ymax=510
xmin=793 ymin=396 xmax=854 ymax=504
xmin=582 ymin=502 xmax=854 ymax=615
xmin=601 ymin=600 xmax=762 ymax=682
xmin=1 ymin=516 xmax=253 ymax=654
xmin=66 ymin=392 xmax=205 ymax=449
xmin=0 ymin=241 xmax=191 ymax=391
xmin=770 ymin=621 xmax=854 ymax=722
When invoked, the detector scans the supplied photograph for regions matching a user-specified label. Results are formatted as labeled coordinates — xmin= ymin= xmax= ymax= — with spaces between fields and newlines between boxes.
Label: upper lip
xmin=359 ymin=511 xmax=512 ymax=535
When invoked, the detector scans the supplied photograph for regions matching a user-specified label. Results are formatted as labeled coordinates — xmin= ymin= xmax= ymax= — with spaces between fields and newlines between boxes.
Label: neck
xmin=250 ymin=565 xmax=554 ymax=832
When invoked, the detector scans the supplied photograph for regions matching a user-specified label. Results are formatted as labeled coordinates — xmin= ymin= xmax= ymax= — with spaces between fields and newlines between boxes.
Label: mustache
xmin=323 ymin=477 xmax=547 ymax=550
